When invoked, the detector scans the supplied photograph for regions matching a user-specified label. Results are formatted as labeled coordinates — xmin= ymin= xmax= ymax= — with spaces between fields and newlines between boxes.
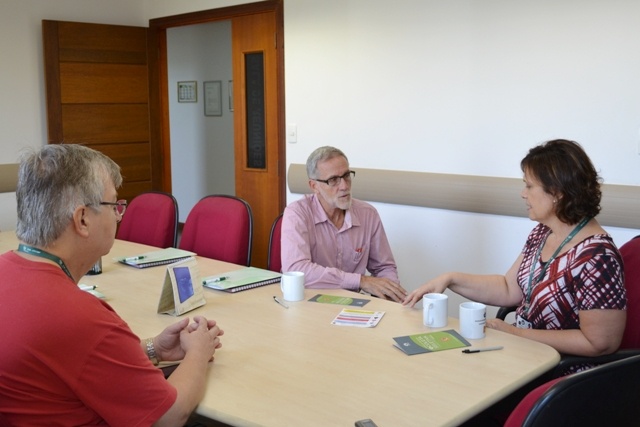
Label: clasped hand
xmin=152 ymin=316 xmax=224 ymax=363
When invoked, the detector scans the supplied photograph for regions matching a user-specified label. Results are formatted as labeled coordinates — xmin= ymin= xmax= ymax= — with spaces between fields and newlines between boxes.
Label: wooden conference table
xmin=0 ymin=233 xmax=559 ymax=426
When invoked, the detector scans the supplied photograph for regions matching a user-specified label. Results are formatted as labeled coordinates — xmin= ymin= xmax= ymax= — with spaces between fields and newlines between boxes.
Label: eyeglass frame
xmin=311 ymin=170 xmax=356 ymax=187
xmin=98 ymin=199 xmax=128 ymax=219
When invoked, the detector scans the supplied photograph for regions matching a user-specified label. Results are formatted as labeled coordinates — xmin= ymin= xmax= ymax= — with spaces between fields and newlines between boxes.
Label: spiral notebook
xmin=116 ymin=248 xmax=196 ymax=269
xmin=202 ymin=267 xmax=282 ymax=293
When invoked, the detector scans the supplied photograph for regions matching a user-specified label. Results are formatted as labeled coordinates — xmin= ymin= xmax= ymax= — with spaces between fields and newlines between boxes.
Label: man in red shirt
xmin=0 ymin=144 xmax=224 ymax=426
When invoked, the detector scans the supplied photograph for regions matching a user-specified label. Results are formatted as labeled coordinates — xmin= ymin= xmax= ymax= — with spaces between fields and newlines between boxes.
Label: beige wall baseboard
xmin=287 ymin=164 xmax=640 ymax=230
xmin=0 ymin=164 xmax=19 ymax=194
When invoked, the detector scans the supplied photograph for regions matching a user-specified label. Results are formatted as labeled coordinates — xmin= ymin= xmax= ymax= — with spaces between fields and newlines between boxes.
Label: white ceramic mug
xmin=280 ymin=271 xmax=305 ymax=302
xmin=459 ymin=301 xmax=487 ymax=339
xmin=423 ymin=293 xmax=448 ymax=328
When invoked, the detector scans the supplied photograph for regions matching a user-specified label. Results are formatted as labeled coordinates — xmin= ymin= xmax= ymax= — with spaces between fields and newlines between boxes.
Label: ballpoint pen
xmin=273 ymin=296 xmax=289 ymax=309
xmin=79 ymin=284 xmax=97 ymax=291
xmin=462 ymin=346 xmax=504 ymax=354
xmin=124 ymin=255 xmax=146 ymax=262
xmin=202 ymin=276 xmax=230 ymax=285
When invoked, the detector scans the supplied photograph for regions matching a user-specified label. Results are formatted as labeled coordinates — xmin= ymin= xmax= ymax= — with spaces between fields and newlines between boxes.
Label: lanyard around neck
xmin=524 ymin=217 xmax=591 ymax=315
xmin=17 ymin=244 xmax=75 ymax=281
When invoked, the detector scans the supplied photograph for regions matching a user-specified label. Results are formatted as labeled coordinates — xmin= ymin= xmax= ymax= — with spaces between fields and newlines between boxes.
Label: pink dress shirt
xmin=281 ymin=194 xmax=399 ymax=290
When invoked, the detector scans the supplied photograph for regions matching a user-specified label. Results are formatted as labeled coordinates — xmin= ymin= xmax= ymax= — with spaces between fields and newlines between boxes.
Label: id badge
xmin=516 ymin=313 xmax=533 ymax=329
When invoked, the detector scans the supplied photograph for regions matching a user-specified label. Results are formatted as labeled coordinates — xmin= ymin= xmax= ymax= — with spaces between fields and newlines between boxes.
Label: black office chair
xmin=504 ymin=354 xmax=640 ymax=427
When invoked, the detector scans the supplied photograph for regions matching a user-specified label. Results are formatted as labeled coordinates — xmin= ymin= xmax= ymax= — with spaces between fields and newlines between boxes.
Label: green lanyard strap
xmin=17 ymin=243 xmax=75 ymax=281
xmin=523 ymin=217 xmax=591 ymax=315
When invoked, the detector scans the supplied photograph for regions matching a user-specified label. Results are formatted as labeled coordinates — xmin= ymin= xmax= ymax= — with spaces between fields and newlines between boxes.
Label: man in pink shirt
xmin=281 ymin=146 xmax=407 ymax=302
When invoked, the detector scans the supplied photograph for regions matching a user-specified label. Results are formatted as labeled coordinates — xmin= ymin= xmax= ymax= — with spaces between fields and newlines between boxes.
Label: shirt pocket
xmin=352 ymin=247 xmax=365 ymax=263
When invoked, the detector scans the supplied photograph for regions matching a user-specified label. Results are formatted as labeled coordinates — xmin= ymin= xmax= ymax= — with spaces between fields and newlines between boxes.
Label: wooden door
xmin=43 ymin=1 xmax=286 ymax=269
xmin=232 ymin=11 xmax=284 ymax=268
xmin=42 ymin=20 xmax=153 ymax=204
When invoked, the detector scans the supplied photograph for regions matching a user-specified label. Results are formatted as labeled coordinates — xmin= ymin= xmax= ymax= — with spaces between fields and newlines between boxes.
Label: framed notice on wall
xmin=204 ymin=80 xmax=222 ymax=116
xmin=177 ymin=81 xmax=197 ymax=103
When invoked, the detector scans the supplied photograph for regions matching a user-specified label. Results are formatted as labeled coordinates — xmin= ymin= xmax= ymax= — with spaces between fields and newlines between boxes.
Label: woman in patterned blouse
xmin=404 ymin=139 xmax=627 ymax=359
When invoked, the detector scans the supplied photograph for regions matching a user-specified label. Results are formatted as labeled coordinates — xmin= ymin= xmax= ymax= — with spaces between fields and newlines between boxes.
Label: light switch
xmin=287 ymin=124 xmax=297 ymax=143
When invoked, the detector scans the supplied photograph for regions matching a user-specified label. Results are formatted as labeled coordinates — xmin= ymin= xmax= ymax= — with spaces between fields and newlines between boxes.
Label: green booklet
xmin=308 ymin=294 xmax=370 ymax=307
xmin=202 ymin=267 xmax=282 ymax=293
xmin=115 ymin=248 xmax=196 ymax=269
xmin=393 ymin=329 xmax=471 ymax=355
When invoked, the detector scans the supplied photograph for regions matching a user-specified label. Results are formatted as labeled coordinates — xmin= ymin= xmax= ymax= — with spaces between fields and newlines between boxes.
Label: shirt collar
xmin=308 ymin=194 xmax=359 ymax=230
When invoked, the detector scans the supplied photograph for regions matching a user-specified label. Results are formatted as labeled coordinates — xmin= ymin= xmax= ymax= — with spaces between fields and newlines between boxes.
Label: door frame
xmin=147 ymin=0 xmax=285 ymax=204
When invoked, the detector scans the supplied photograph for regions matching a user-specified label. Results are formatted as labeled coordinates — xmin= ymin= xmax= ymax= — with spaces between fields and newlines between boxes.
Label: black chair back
xmin=520 ymin=354 xmax=640 ymax=427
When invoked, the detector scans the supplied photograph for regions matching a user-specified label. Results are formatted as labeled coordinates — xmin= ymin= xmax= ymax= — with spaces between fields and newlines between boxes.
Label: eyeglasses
xmin=312 ymin=170 xmax=356 ymax=187
xmin=99 ymin=199 xmax=128 ymax=218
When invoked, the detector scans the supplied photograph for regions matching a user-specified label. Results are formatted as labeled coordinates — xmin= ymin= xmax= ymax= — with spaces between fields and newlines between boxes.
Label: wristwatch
xmin=145 ymin=337 xmax=159 ymax=366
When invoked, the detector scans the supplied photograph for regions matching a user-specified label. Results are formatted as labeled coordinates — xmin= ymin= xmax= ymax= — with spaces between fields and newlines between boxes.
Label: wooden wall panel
xmin=94 ymin=143 xmax=151 ymax=181
xmin=43 ymin=20 xmax=153 ymax=206
xmin=57 ymin=22 xmax=147 ymax=64
xmin=118 ymin=181 xmax=153 ymax=203
xmin=61 ymin=105 xmax=150 ymax=143
xmin=60 ymin=63 xmax=148 ymax=104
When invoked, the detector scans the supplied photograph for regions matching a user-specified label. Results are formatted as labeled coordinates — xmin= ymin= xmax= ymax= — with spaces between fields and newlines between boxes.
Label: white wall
xmin=1 ymin=0 xmax=639 ymax=315
xmin=285 ymin=0 xmax=640 ymax=183
xmin=167 ymin=21 xmax=235 ymax=223
xmin=283 ymin=0 xmax=640 ymax=313
xmin=144 ymin=0 xmax=257 ymax=21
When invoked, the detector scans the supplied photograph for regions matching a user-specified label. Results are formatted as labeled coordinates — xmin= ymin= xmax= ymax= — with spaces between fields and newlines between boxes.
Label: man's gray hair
xmin=16 ymin=144 xmax=122 ymax=247
xmin=306 ymin=146 xmax=348 ymax=179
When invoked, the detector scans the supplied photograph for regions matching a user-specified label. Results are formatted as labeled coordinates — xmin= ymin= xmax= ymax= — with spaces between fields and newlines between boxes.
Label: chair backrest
xmin=505 ymin=354 xmax=640 ymax=427
xmin=619 ymin=235 xmax=640 ymax=349
xmin=267 ymin=214 xmax=283 ymax=272
xmin=116 ymin=191 xmax=178 ymax=248
xmin=178 ymin=195 xmax=253 ymax=266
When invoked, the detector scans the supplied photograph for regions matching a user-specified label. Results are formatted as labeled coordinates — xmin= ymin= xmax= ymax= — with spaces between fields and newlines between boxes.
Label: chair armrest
xmin=495 ymin=306 xmax=640 ymax=378
xmin=496 ymin=306 xmax=518 ymax=320
xmin=553 ymin=349 xmax=640 ymax=377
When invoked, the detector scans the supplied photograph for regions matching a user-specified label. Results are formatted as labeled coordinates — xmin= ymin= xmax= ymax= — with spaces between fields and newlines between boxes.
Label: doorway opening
xmin=149 ymin=0 xmax=286 ymax=268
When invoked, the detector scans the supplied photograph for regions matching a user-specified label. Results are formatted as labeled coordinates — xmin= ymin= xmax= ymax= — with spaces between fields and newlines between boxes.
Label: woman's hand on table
xmin=486 ymin=318 xmax=516 ymax=334
xmin=402 ymin=274 xmax=451 ymax=308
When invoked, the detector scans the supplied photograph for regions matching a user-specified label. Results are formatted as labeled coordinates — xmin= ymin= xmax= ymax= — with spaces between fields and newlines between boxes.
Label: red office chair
xmin=619 ymin=235 xmax=640 ymax=348
xmin=116 ymin=191 xmax=179 ymax=248
xmin=0 ymin=412 xmax=14 ymax=427
xmin=497 ymin=234 xmax=640 ymax=376
xmin=178 ymin=195 xmax=253 ymax=266
xmin=267 ymin=214 xmax=283 ymax=272
xmin=504 ymin=354 xmax=640 ymax=427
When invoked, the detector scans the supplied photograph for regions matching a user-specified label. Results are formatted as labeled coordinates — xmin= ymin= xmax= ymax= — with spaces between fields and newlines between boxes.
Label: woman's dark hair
xmin=521 ymin=139 xmax=602 ymax=224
